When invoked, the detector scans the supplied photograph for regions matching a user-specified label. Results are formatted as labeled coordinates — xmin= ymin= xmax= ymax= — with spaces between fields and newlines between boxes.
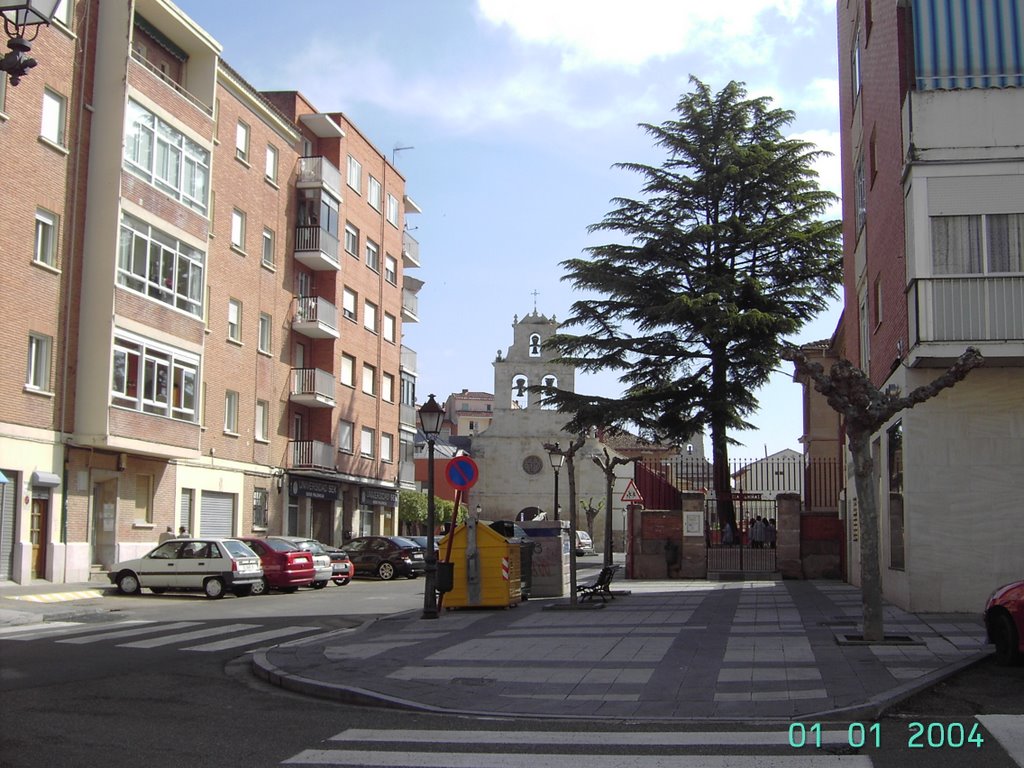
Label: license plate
xmin=295 ymin=556 xmax=310 ymax=564
xmin=412 ymin=553 xmax=423 ymax=560
xmin=239 ymin=560 xmax=259 ymax=572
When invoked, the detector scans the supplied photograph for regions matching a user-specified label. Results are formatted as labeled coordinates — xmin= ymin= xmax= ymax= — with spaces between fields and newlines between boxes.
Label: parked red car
xmin=985 ymin=578 xmax=1024 ymax=665
xmin=236 ymin=537 xmax=316 ymax=595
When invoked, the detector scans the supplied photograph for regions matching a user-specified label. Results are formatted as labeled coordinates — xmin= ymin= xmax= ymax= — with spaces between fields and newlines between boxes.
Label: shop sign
xmin=289 ymin=478 xmax=339 ymax=500
xmin=361 ymin=487 xmax=398 ymax=507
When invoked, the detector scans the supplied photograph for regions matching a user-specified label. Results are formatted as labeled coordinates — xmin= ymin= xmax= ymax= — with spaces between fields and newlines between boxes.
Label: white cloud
xmin=792 ymin=128 xmax=842 ymax=218
xmin=477 ymin=0 xmax=812 ymax=71
xmin=285 ymin=39 xmax=661 ymax=135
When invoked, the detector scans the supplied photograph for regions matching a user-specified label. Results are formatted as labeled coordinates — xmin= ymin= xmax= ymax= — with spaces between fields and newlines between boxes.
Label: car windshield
xmin=263 ymin=538 xmax=298 ymax=552
xmin=294 ymin=540 xmax=325 ymax=554
xmin=148 ymin=542 xmax=181 ymax=559
xmin=223 ymin=540 xmax=256 ymax=557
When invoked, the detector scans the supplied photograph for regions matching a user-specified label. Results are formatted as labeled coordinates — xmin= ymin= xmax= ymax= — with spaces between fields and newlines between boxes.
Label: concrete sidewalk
xmin=253 ymin=575 xmax=990 ymax=722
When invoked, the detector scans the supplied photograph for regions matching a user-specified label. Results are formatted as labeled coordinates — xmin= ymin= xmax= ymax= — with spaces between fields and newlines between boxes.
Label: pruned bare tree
xmin=782 ymin=346 xmax=983 ymax=641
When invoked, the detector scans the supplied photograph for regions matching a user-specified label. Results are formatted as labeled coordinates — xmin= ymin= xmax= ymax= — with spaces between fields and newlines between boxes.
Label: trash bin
xmin=439 ymin=518 xmax=521 ymax=609
xmin=487 ymin=520 xmax=533 ymax=600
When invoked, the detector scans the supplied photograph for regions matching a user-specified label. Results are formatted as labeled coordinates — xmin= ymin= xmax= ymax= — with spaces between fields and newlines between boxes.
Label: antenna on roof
xmin=392 ymin=145 xmax=415 ymax=164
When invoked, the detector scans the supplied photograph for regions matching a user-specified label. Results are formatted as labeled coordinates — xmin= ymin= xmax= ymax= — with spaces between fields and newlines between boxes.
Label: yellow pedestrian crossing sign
xmin=620 ymin=479 xmax=644 ymax=503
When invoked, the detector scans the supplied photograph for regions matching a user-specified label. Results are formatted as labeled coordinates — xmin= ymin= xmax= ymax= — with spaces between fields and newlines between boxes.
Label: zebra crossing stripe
xmin=57 ymin=621 xmax=202 ymax=644
xmin=118 ymin=623 xmax=261 ymax=649
xmin=328 ymin=729 xmax=852 ymax=747
xmin=283 ymin=751 xmax=872 ymax=767
xmin=182 ymin=625 xmax=320 ymax=652
xmin=0 ymin=621 xmax=148 ymax=639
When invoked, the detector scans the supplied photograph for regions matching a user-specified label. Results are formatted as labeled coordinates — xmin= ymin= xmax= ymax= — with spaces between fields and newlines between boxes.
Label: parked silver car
xmin=267 ymin=536 xmax=333 ymax=588
xmin=108 ymin=538 xmax=263 ymax=599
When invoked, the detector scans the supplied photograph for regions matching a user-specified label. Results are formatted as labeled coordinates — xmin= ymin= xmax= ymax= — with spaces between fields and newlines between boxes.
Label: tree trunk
xmin=604 ymin=469 xmax=614 ymax=567
xmin=850 ymin=433 xmax=884 ymax=642
xmin=710 ymin=346 xmax=736 ymax=531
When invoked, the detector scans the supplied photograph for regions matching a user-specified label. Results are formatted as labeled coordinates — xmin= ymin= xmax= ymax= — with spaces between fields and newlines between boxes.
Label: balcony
xmin=907 ymin=276 xmax=1024 ymax=365
xmin=293 ymin=296 xmax=339 ymax=339
xmin=294 ymin=225 xmax=340 ymax=271
xmin=400 ymin=345 xmax=417 ymax=374
xmin=402 ymin=230 xmax=421 ymax=268
xmin=289 ymin=368 xmax=336 ymax=408
xmin=296 ymin=156 xmax=342 ymax=198
xmin=401 ymin=288 xmax=419 ymax=324
xmin=289 ymin=439 xmax=335 ymax=471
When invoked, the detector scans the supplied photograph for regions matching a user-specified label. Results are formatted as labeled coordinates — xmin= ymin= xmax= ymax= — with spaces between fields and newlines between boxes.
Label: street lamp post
xmin=418 ymin=394 xmax=445 ymax=620
xmin=0 ymin=1 xmax=62 ymax=85
xmin=548 ymin=444 xmax=563 ymax=521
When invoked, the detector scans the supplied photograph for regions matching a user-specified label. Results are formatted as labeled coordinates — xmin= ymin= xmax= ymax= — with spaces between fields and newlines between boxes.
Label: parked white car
xmin=108 ymin=538 xmax=263 ymax=599
xmin=575 ymin=530 xmax=596 ymax=556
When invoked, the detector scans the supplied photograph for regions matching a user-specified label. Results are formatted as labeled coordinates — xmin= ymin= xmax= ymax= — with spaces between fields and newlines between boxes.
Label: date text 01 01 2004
xmin=788 ymin=722 xmax=986 ymax=750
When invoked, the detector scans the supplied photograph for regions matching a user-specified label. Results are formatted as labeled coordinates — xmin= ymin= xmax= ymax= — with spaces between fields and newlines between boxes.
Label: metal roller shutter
xmin=200 ymin=491 xmax=234 ymax=538
xmin=0 ymin=472 xmax=16 ymax=580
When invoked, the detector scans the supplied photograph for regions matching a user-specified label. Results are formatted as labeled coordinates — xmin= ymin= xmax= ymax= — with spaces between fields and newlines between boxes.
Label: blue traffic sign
xmin=445 ymin=456 xmax=479 ymax=490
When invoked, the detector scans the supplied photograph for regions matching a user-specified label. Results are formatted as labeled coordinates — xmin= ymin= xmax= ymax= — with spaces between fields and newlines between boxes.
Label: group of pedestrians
xmin=719 ymin=517 xmax=776 ymax=548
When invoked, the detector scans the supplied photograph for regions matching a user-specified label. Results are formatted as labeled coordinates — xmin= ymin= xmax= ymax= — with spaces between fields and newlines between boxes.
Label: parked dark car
xmin=407 ymin=536 xmax=438 ymax=552
xmin=345 ymin=536 xmax=425 ymax=580
xmin=986 ymin=578 xmax=1024 ymax=665
xmin=236 ymin=536 xmax=316 ymax=595
xmin=318 ymin=544 xmax=354 ymax=586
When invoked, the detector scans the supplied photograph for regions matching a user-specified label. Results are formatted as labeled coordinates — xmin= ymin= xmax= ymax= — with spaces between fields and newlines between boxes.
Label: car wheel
xmin=250 ymin=577 xmax=268 ymax=596
xmin=312 ymin=580 xmax=327 ymax=589
xmin=232 ymin=585 xmax=253 ymax=597
xmin=149 ymin=587 xmax=167 ymax=595
xmin=991 ymin=610 xmax=1021 ymax=665
xmin=377 ymin=561 xmax=396 ymax=581
xmin=203 ymin=577 xmax=225 ymax=599
xmin=116 ymin=571 xmax=141 ymax=596
xmin=333 ymin=577 xmax=351 ymax=586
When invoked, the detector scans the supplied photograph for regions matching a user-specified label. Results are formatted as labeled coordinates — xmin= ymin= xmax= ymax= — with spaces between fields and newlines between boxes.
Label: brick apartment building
xmin=831 ymin=0 xmax=1023 ymax=611
xmin=0 ymin=0 xmax=423 ymax=584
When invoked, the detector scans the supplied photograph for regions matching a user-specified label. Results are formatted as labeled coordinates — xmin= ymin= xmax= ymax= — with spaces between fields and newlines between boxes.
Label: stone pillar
xmin=776 ymin=493 xmax=802 ymax=579
xmin=679 ymin=491 xmax=707 ymax=579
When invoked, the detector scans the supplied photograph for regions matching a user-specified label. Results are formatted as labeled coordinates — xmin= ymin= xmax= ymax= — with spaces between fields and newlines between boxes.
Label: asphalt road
xmin=2 ymin=577 xmax=1021 ymax=768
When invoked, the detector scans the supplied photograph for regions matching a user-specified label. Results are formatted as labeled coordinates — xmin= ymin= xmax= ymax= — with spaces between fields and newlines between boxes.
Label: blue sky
xmin=175 ymin=0 xmax=845 ymax=457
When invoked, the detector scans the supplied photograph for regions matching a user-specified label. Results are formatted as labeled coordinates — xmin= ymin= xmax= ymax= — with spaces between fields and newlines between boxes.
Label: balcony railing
xmin=909 ymin=276 xmax=1024 ymax=344
xmin=402 ymin=230 xmax=420 ymax=267
xmin=401 ymin=288 xmax=419 ymax=321
xmin=293 ymin=296 xmax=339 ymax=339
xmin=290 ymin=439 xmax=335 ymax=471
xmin=294 ymin=225 xmax=340 ymax=271
xmin=290 ymin=368 xmax=336 ymax=408
xmin=400 ymin=345 xmax=417 ymax=374
xmin=296 ymin=156 xmax=342 ymax=196
xmin=129 ymin=49 xmax=212 ymax=116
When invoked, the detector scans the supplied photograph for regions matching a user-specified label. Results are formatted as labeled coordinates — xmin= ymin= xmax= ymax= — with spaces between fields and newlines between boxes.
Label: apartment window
xmin=383 ymin=312 xmax=396 ymax=343
xmin=40 ymin=88 xmax=66 ymax=146
xmin=382 ymin=372 xmax=395 ymax=402
xmin=851 ymin=27 xmax=862 ymax=104
xmin=255 ymin=400 xmax=269 ymax=442
xmin=932 ymin=214 xmax=1024 ymax=275
xmin=265 ymin=144 xmax=278 ymax=183
xmin=258 ymin=312 xmax=272 ymax=354
xmin=362 ymin=363 xmax=376 ymax=396
xmin=230 ymin=209 xmax=246 ymax=251
xmin=0 ymin=71 xmax=6 ymax=114
xmin=385 ymin=254 xmax=397 ymax=285
xmin=111 ymin=332 xmax=199 ymax=422
xmin=888 ymin=420 xmax=904 ymax=570
xmin=117 ymin=213 xmax=204 ymax=317
xmin=386 ymin=193 xmax=399 ymax=227
xmin=34 ymin=209 xmax=58 ymax=267
xmin=252 ymin=487 xmax=269 ymax=528
xmin=346 ymin=155 xmax=361 ymax=193
xmin=124 ymin=100 xmax=209 ymax=214
xmin=235 ymin=121 xmax=250 ymax=163
xmin=364 ymin=300 xmax=377 ymax=333
xmin=228 ymin=299 xmax=242 ymax=342
xmin=854 ymin=153 xmax=866 ymax=234
xmin=342 ymin=288 xmax=357 ymax=322
xmin=858 ymin=286 xmax=870 ymax=371
xmin=261 ymin=227 xmax=275 ymax=268
xmin=224 ymin=390 xmax=239 ymax=433
xmin=365 ymin=238 xmax=380 ymax=272
xmin=26 ymin=333 xmax=52 ymax=392
xmin=338 ymin=419 xmax=354 ymax=453
xmin=367 ymin=176 xmax=381 ymax=211
xmin=340 ymin=353 xmax=355 ymax=387
xmin=360 ymin=427 xmax=375 ymax=457
xmin=135 ymin=475 xmax=154 ymax=524
xmin=344 ymin=222 xmax=359 ymax=256
xmin=381 ymin=433 xmax=393 ymax=463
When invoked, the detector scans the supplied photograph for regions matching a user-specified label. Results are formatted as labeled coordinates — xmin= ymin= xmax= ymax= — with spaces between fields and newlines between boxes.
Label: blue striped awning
xmin=913 ymin=0 xmax=1024 ymax=90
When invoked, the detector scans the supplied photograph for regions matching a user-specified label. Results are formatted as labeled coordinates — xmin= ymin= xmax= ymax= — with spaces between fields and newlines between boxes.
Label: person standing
xmin=158 ymin=526 xmax=175 ymax=543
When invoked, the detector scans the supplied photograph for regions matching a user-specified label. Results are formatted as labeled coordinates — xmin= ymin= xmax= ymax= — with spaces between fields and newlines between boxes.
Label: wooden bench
xmin=576 ymin=564 xmax=621 ymax=603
